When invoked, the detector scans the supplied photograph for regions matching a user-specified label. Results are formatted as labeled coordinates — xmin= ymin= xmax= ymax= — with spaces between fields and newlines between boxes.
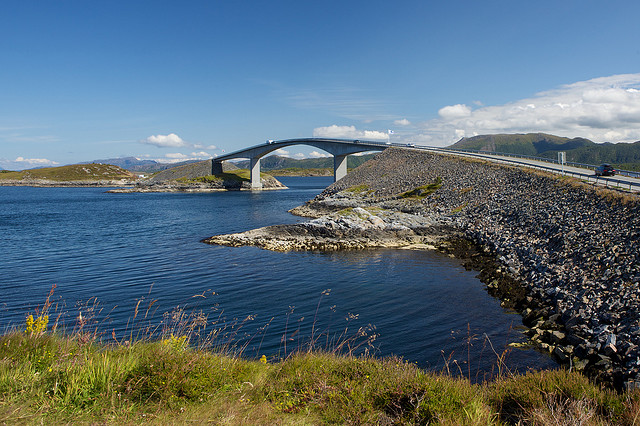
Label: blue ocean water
xmin=0 ymin=177 xmax=556 ymax=379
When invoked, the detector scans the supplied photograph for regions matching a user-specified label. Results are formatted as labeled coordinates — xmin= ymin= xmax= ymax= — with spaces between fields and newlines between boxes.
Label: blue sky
xmin=1 ymin=0 xmax=639 ymax=169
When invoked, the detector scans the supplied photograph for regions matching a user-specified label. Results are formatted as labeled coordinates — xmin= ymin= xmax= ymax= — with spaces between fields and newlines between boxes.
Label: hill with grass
xmin=449 ymin=133 xmax=640 ymax=170
xmin=0 ymin=163 xmax=137 ymax=185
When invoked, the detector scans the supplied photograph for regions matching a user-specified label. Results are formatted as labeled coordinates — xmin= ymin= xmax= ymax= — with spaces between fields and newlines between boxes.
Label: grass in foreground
xmin=2 ymin=288 xmax=639 ymax=424
xmin=2 ymin=330 xmax=640 ymax=424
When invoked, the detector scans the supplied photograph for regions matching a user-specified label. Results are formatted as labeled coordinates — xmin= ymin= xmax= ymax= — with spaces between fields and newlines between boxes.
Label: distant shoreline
xmin=0 ymin=179 xmax=136 ymax=188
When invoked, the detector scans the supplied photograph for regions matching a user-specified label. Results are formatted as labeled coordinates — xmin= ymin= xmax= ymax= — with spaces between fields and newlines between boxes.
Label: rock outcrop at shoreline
xmin=203 ymin=207 xmax=458 ymax=251
xmin=107 ymin=174 xmax=287 ymax=193
xmin=204 ymin=147 xmax=640 ymax=389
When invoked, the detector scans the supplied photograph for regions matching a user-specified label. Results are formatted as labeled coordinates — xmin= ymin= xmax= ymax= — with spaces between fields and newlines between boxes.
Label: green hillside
xmin=0 ymin=163 xmax=136 ymax=181
xmin=449 ymin=133 xmax=640 ymax=170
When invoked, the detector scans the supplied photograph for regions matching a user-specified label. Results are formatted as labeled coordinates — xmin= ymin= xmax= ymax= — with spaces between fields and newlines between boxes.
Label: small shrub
xmin=25 ymin=314 xmax=49 ymax=336
xmin=162 ymin=334 xmax=188 ymax=352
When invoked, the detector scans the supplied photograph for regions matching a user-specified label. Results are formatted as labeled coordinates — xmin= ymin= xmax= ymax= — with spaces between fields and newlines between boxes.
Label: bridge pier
xmin=250 ymin=157 xmax=262 ymax=189
xmin=334 ymin=154 xmax=348 ymax=182
xmin=213 ymin=138 xmax=387 ymax=189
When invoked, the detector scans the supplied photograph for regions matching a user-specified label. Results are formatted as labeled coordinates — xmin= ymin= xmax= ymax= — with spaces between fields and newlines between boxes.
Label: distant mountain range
xmin=82 ymin=157 xmax=201 ymax=173
xmin=449 ymin=133 xmax=640 ymax=171
xmin=83 ymin=134 xmax=640 ymax=175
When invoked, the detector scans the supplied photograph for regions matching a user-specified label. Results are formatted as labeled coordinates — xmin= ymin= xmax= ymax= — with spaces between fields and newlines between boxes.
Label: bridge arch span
xmin=213 ymin=138 xmax=389 ymax=188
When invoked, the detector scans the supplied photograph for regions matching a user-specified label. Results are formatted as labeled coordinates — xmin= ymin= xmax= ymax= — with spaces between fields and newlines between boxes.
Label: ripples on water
xmin=0 ymin=177 xmax=556 ymax=379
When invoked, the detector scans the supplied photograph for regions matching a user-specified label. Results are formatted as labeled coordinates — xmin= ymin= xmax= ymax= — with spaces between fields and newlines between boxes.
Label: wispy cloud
xmin=285 ymin=86 xmax=396 ymax=121
xmin=309 ymin=150 xmax=330 ymax=158
xmin=0 ymin=156 xmax=60 ymax=170
xmin=394 ymin=118 xmax=411 ymax=126
xmin=312 ymin=125 xmax=388 ymax=140
xmin=138 ymin=151 xmax=213 ymax=164
xmin=274 ymin=148 xmax=290 ymax=157
xmin=193 ymin=143 xmax=217 ymax=150
xmin=15 ymin=157 xmax=59 ymax=166
xmin=417 ymin=73 xmax=640 ymax=145
xmin=139 ymin=133 xmax=220 ymax=163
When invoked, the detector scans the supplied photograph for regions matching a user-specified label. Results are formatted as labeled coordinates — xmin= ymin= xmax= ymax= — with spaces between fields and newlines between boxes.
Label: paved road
xmin=410 ymin=145 xmax=640 ymax=192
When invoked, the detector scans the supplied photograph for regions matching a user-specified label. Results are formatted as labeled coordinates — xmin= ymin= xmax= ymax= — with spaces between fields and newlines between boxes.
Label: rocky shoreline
xmin=203 ymin=147 xmax=640 ymax=390
xmin=107 ymin=179 xmax=286 ymax=193
xmin=0 ymin=179 xmax=136 ymax=187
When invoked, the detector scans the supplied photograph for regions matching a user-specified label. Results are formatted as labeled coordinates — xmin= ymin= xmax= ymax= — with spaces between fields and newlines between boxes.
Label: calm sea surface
xmin=0 ymin=177 xmax=556 ymax=379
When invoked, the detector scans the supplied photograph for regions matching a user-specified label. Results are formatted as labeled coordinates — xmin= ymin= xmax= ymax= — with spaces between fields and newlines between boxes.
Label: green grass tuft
xmin=344 ymin=184 xmax=371 ymax=194
xmin=400 ymin=177 xmax=443 ymax=199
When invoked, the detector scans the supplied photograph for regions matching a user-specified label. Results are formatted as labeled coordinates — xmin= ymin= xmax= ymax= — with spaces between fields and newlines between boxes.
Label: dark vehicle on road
xmin=595 ymin=164 xmax=616 ymax=176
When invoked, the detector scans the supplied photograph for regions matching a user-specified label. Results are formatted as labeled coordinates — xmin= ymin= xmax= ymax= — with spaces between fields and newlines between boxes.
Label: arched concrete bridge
xmin=213 ymin=138 xmax=390 ymax=188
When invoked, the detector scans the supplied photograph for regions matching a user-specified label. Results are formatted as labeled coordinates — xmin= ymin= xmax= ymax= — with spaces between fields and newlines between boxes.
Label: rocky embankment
xmin=204 ymin=147 xmax=640 ymax=389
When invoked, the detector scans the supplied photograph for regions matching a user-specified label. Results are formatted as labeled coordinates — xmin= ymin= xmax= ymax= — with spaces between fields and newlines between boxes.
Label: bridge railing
xmin=413 ymin=145 xmax=640 ymax=192
xmin=426 ymin=147 xmax=640 ymax=179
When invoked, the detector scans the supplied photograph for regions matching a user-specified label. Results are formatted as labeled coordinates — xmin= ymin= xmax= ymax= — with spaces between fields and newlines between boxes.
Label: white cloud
xmin=312 ymin=125 xmax=388 ymax=140
xmin=142 ymin=133 xmax=187 ymax=148
xmin=143 ymin=151 xmax=214 ymax=164
xmin=15 ymin=157 xmax=59 ymax=166
xmin=193 ymin=143 xmax=217 ymax=150
xmin=165 ymin=153 xmax=188 ymax=159
xmin=394 ymin=118 xmax=411 ymax=126
xmin=418 ymin=73 xmax=640 ymax=145
xmin=292 ymin=153 xmax=305 ymax=159
xmin=274 ymin=148 xmax=290 ymax=156
xmin=309 ymin=150 xmax=330 ymax=158
xmin=438 ymin=104 xmax=472 ymax=119
xmin=0 ymin=156 xmax=60 ymax=170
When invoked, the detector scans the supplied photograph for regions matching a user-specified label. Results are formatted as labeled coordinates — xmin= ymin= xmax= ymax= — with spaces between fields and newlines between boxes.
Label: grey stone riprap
xmin=205 ymin=147 xmax=640 ymax=387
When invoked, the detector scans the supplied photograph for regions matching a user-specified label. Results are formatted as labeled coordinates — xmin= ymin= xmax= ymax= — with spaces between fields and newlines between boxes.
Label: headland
xmin=203 ymin=147 xmax=640 ymax=389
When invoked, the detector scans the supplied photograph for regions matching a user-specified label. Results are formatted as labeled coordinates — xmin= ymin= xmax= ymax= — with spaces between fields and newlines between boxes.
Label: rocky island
xmin=203 ymin=147 xmax=640 ymax=390
xmin=108 ymin=159 xmax=286 ymax=193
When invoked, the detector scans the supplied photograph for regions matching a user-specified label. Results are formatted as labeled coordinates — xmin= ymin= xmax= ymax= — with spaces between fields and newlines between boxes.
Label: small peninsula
xmin=0 ymin=163 xmax=137 ymax=187
xmin=204 ymin=147 xmax=640 ymax=389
